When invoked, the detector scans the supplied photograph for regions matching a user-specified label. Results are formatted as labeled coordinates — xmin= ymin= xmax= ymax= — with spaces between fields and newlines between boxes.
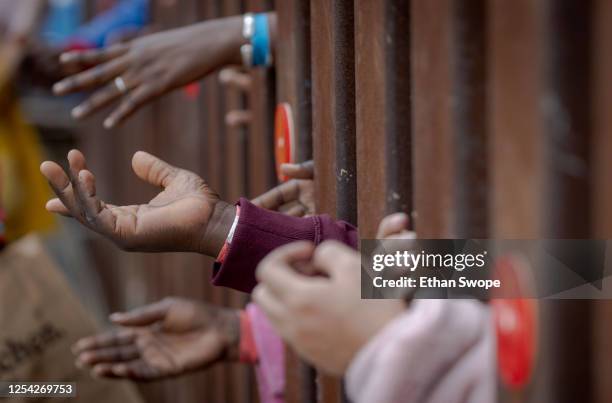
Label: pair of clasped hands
xmin=41 ymin=16 xmax=412 ymax=379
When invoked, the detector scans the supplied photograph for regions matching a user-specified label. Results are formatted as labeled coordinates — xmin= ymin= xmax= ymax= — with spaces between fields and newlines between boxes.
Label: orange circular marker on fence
xmin=274 ymin=103 xmax=296 ymax=182
xmin=491 ymin=254 xmax=538 ymax=391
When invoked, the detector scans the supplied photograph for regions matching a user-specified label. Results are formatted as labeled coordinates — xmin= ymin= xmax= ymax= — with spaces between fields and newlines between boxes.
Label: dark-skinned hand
xmin=73 ymin=298 xmax=240 ymax=381
xmin=251 ymin=160 xmax=315 ymax=217
xmin=52 ymin=16 xmax=246 ymax=129
xmin=40 ymin=149 xmax=235 ymax=256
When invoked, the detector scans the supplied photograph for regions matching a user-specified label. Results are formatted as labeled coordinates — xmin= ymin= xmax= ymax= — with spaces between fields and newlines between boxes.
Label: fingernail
xmin=59 ymin=53 xmax=72 ymax=63
xmin=109 ymin=312 xmax=123 ymax=321
xmin=218 ymin=69 xmax=230 ymax=83
xmin=52 ymin=82 xmax=65 ymax=94
xmin=103 ymin=118 xmax=114 ymax=129
xmin=71 ymin=106 xmax=84 ymax=118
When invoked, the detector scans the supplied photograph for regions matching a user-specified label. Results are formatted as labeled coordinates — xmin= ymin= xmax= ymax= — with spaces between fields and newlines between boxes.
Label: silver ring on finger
xmin=114 ymin=76 xmax=128 ymax=94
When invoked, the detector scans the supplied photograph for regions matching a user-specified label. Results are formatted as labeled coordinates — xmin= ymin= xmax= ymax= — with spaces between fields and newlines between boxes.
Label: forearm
xmin=345 ymin=300 xmax=493 ymax=403
xmin=200 ymin=14 xmax=245 ymax=67
xmin=192 ymin=11 xmax=277 ymax=69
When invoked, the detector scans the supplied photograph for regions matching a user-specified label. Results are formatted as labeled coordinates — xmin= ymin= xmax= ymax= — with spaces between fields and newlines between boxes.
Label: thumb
xmin=280 ymin=160 xmax=314 ymax=180
xmin=376 ymin=212 xmax=409 ymax=238
xmin=312 ymin=240 xmax=358 ymax=277
xmin=131 ymin=151 xmax=179 ymax=188
xmin=110 ymin=300 xmax=171 ymax=326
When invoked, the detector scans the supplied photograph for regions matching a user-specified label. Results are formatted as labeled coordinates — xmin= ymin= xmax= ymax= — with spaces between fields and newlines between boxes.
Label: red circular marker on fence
xmin=491 ymin=254 xmax=537 ymax=390
xmin=274 ymin=103 xmax=296 ymax=182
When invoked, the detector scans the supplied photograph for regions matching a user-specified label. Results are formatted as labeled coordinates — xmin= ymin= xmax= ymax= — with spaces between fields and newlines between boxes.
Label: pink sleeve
xmin=246 ymin=303 xmax=286 ymax=403
xmin=346 ymin=300 xmax=495 ymax=403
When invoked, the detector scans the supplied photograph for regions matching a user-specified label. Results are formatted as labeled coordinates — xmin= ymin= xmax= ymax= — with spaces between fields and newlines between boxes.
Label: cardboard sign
xmin=0 ymin=236 xmax=142 ymax=403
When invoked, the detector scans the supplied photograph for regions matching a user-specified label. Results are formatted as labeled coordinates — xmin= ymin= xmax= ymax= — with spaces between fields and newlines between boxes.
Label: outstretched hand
xmin=73 ymin=298 xmax=240 ymax=380
xmin=52 ymin=16 xmax=244 ymax=128
xmin=40 ymin=150 xmax=235 ymax=256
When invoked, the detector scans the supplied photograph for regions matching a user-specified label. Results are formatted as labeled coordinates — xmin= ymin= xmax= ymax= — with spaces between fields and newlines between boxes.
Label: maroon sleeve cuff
xmin=211 ymin=198 xmax=358 ymax=293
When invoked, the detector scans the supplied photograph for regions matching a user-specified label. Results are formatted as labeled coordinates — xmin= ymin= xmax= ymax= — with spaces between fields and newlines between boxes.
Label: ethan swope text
xmin=373 ymin=276 xmax=501 ymax=290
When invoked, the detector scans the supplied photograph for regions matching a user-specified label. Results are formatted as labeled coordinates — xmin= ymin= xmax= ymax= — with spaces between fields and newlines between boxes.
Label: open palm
xmin=73 ymin=298 xmax=239 ymax=380
xmin=40 ymin=150 xmax=234 ymax=256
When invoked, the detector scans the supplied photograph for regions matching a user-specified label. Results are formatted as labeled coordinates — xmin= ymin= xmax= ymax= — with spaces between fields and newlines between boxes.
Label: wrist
xmin=196 ymin=15 xmax=245 ymax=67
xmin=200 ymin=200 xmax=237 ymax=257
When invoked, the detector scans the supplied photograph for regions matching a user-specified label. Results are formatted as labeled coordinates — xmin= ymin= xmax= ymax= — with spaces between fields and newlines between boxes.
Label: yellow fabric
xmin=0 ymin=95 xmax=55 ymax=241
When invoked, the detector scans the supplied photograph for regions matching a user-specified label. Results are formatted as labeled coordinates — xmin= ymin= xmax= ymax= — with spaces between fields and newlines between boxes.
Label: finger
xmin=279 ymin=202 xmax=306 ymax=217
xmin=90 ymin=362 xmax=144 ymax=379
xmin=109 ymin=300 xmax=172 ymax=326
xmin=376 ymin=212 xmax=409 ymax=238
xmin=53 ymin=57 xmax=128 ymax=95
xmin=76 ymin=169 xmax=107 ymax=222
xmin=312 ymin=240 xmax=359 ymax=277
xmin=251 ymin=180 xmax=300 ymax=211
xmin=77 ymin=345 xmax=140 ymax=367
xmin=68 ymin=168 xmax=118 ymax=237
xmin=67 ymin=150 xmax=100 ymax=218
xmin=40 ymin=160 xmax=80 ymax=218
xmin=72 ymin=329 xmax=136 ymax=354
xmin=131 ymin=151 xmax=179 ymax=188
xmin=70 ymin=82 xmax=124 ymax=120
xmin=280 ymin=160 xmax=314 ymax=180
xmin=252 ymin=285 xmax=289 ymax=329
xmin=103 ymin=83 xmax=163 ymax=128
xmin=111 ymin=360 xmax=158 ymax=380
xmin=58 ymin=45 xmax=127 ymax=72
xmin=225 ymin=110 xmax=252 ymax=128
xmin=45 ymin=198 xmax=71 ymax=217
xmin=67 ymin=149 xmax=87 ymax=173
xmin=256 ymin=241 xmax=315 ymax=297
xmin=218 ymin=67 xmax=252 ymax=91
xmin=91 ymin=363 xmax=117 ymax=378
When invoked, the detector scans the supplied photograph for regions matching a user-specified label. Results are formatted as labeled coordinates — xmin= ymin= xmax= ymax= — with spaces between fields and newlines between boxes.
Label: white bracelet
xmin=242 ymin=13 xmax=255 ymax=39
xmin=241 ymin=13 xmax=255 ymax=68
xmin=226 ymin=211 xmax=240 ymax=244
